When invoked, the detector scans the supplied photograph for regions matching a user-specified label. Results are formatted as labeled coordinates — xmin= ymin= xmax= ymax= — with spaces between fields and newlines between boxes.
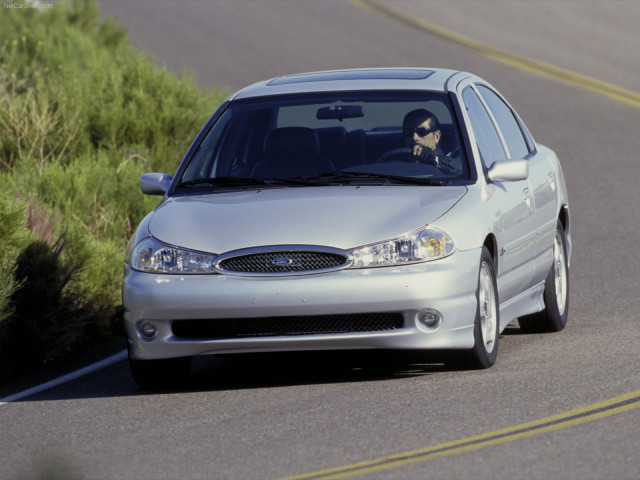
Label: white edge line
xmin=0 ymin=349 xmax=128 ymax=405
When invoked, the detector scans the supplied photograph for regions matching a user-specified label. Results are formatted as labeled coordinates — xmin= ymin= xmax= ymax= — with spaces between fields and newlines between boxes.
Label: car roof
xmin=230 ymin=68 xmax=471 ymax=100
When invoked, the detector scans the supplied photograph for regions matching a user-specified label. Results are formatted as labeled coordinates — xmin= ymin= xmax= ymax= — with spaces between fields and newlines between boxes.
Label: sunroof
xmin=267 ymin=69 xmax=435 ymax=86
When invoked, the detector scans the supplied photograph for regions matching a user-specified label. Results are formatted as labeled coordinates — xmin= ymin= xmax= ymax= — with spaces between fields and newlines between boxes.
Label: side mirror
xmin=488 ymin=159 xmax=529 ymax=183
xmin=140 ymin=173 xmax=172 ymax=195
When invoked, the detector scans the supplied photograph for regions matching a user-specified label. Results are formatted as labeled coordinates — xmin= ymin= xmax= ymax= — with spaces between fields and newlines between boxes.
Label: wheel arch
xmin=558 ymin=204 xmax=569 ymax=234
xmin=482 ymin=234 xmax=498 ymax=271
xmin=557 ymin=204 xmax=571 ymax=265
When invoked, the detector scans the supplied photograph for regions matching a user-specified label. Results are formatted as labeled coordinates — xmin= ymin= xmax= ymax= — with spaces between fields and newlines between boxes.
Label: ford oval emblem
xmin=272 ymin=257 xmax=293 ymax=266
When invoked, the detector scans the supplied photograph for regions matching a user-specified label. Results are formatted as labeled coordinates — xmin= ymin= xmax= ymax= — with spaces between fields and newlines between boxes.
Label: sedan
xmin=123 ymin=68 xmax=571 ymax=388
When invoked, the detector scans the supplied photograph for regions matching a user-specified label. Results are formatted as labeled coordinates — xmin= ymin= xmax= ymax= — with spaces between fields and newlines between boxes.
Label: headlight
xmin=126 ymin=236 xmax=216 ymax=274
xmin=348 ymin=226 xmax=454 ymax=268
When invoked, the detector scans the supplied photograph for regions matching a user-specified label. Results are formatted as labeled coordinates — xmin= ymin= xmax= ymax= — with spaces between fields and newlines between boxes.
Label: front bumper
xmin=123 ymin=248 xmax=481 ymax=360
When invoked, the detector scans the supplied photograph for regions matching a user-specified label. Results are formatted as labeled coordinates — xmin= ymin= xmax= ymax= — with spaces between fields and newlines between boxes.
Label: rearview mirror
xmin=140 ymin=173 xmax=172 ymax=195
xmin=316 ymin=105 xmax=364 ymax=121
xmin=488 ymin=159 xmax=529 ymax=183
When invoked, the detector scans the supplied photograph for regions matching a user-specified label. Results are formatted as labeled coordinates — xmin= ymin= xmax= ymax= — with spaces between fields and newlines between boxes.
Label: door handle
xmin=523 ymin=187 xmax=533 ymax=211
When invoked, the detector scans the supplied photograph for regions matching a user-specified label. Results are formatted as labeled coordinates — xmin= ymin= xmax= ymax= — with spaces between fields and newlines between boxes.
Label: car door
xmin=461 ymin=84 xmax=537 ymax=303
xmin=475 ymin=85 xmax=558 ymax=287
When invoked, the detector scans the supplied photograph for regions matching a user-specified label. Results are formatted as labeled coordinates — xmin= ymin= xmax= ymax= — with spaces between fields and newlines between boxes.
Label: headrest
xmin=264 ymin=127 xmax=320 ymax=161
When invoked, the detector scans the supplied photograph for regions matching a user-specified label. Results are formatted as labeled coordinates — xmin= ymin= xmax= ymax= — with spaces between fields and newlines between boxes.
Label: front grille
xmin=171 ymin=313 xmax=404 ymax=339
xmin=217 ymin=250 xmax=348 ymax=274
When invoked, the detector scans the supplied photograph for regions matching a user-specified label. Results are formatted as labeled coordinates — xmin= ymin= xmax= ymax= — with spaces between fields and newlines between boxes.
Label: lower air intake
xmin=172 ymin=313 xmax=404 ymax=339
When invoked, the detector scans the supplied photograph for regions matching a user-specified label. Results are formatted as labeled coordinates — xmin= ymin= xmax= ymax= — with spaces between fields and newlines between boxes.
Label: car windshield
xmin=178 ymin=91 xmax=470 ymax=188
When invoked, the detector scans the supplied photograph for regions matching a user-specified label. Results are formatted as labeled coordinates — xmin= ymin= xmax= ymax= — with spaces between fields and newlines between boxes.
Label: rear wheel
xmin=129 ymin=353 xmax=192 ymax=390
xmin=519 ymin=220 xmax=569 ymax=333
xmin=447 ymin=246 xmax=499 ymax=369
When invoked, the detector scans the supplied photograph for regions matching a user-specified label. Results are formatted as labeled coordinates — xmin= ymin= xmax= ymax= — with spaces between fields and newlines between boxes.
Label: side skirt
xmin=498 ymin=282 xmax=545 ymax=331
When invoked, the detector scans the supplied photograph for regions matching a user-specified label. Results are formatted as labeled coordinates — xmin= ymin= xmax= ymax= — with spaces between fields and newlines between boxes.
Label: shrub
xmin=0 ymin=190 xmax=33 ymax=326
xmin=0 ymin=0 xmax=227 ymax=379
xmin=3 ymin=240 xmax=82 ymax=371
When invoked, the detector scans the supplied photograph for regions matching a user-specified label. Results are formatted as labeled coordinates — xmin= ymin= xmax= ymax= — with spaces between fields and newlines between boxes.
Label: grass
xmin=0 ymin=0 xmax=228 ymax=380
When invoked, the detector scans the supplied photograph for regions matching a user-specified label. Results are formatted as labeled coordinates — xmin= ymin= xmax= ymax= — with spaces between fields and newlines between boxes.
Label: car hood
xmin=148 ymin=186 xmax=467 ymax=254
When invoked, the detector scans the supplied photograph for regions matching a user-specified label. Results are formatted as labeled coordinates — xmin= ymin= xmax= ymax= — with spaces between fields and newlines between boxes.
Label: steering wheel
xmin=375 ymin=148 xmax=413 ymax=163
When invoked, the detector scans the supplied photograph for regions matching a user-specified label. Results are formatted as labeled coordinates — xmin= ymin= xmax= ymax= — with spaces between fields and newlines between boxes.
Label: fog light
xmin=416 ymin=309 xmax=442 ymax=331
xmin=138 ymin=321 xmax=158 ymax=340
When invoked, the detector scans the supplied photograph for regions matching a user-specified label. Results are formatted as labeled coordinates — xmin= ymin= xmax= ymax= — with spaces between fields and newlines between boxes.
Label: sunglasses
xmin=403 ymin=127 xmax=437 ymax=138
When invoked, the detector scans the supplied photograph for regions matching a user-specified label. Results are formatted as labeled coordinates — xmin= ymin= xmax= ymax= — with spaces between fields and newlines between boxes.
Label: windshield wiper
xmin=307 ymin=171 xmax=449 ymax=186
xmin=176 ymin=176 xmax=332 ymax=189
xmin=176 ymin=172 xmax=447 ymax=190
xmin=177 ymin=177 xmax=264 ymax=188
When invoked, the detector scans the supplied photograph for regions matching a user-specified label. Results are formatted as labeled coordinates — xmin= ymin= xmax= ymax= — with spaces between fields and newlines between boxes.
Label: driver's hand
xmin=411 ymin=145 xmax=438 ymax=166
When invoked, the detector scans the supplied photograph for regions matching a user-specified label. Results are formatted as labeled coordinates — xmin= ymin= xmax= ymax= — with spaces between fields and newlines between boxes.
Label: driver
xmin=402 ymin=108 xmax=445 ymax=166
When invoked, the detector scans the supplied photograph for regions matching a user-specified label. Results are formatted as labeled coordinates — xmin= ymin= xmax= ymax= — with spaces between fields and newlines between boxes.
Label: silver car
xmin=123 ymin=68 xmax=571 ymax=388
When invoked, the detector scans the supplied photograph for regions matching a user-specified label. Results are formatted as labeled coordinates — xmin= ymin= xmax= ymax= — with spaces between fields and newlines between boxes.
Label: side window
xmin=477 ymin=85 xmax=530 ymax=159
xmin=462 ymin=86 xmax=505 ymax=167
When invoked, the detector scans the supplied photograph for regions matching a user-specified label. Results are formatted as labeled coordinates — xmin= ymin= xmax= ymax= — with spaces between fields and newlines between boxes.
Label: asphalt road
xmin=2 ymin=1 xmax=639 ymax=479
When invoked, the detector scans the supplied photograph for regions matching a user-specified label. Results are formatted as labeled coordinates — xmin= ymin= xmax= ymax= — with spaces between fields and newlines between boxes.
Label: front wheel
xmin=519 ymin=220 xmax=569 ymax=333
xmin=446 ymin=246 xmax=499 ymax=369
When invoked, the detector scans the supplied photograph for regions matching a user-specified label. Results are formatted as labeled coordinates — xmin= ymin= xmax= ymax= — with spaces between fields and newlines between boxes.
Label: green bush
xmin=0 ymin=0 xmax=227 ymax=379
xmin=3 ymin=239 xmax=84 ymax=373
xmin=1 ymin=0 xmax=224 ymax=173
xmin=0 ymin=190 xmax=33 ymax=326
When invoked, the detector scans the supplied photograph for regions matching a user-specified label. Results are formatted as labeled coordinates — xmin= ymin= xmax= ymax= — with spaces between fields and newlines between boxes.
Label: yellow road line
xmin=281 ymin=389 xmax=640 ymax=479
xmin=283 ymin=4 xmax=640 ymax=478
xmin=280 ymin=3 xmax=640 ymax=478
xmin=350 ymin=0 xmax=640 ymax=109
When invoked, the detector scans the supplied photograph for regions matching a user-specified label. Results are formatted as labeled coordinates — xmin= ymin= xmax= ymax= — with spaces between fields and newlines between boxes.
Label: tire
xmin=446 ymin=246 xmax=499 ymax=369
xmin=519 ymin=220 xmax=569 ymax=333
xmin=129 ymin=354 xmax=192 ymax=390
